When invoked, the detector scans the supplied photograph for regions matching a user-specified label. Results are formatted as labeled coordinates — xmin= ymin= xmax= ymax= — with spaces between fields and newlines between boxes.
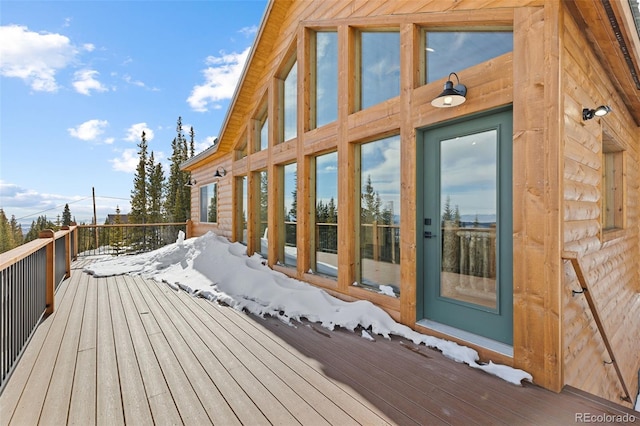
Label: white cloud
xmin=68 ymin=119 xmax=108 ymax=141
xmin=124 ymin=123 xmax=154 ymax=142
xmin=110 ymin=148 xmax=139 ymax=173
xmin=82 ymin=43 xmax=95 ymax=52
xmin=187 ymin=47 xmax=251 ymax=112
xmin=0 ymin=24 xmax=78 ymax=92
xmin=72 ymin=69 xmax=108 ymax=95
xmin=238 ymin=25 xmax=258 ymax=38
xmin=122 ymin=74 xmax=159 ymax=91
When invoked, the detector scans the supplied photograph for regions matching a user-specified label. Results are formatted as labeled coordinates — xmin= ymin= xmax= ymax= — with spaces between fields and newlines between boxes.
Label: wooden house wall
xmin=185 ymin=0 xmax=639 ymax=404
xmin=561 ymin=8 xmax=640 ymax=406
xmin=189 ymin=154 xmax=233 ymax=239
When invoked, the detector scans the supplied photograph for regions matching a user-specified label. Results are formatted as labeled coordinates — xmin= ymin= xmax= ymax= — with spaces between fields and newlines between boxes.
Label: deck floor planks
xmin=3 ymin=262 xmax=640 ymax=426
xmin=123 ymin=277 xmax=212 ymax=424
xmin=107 ymin=275 xmax=156 ymax=425
xmin=68 ymin=271 xmax=97 ymax=425
xmin=39 ymin=267 xmax=89 ymax=424
xmin=95 ymin=277 xmax=125 ymax=425
xmin=129 ymin=276 xmax=246 ymax=425
xmin=186 ymin=290 xmax=391 ymax=426
xmin=132 ymin=278 xmax=269 ymax=425
xmin=135 ymin=279 xmax=300 ymax=425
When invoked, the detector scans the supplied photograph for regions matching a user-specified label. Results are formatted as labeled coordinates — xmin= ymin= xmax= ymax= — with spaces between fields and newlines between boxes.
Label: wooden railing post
xmin=61 ymin=226 xmax=72 ymax=279
xmin=186 ymin=219 xmax=193 ymax=239
xmin=39 ymin=229 xmax=55 ymax=315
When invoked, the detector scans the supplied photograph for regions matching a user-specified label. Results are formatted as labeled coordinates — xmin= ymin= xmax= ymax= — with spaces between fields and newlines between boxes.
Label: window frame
xmin=601 ymin=128 xmax=626 ymax=240
xmin=199 ymin=182 xmax=218 ymax=224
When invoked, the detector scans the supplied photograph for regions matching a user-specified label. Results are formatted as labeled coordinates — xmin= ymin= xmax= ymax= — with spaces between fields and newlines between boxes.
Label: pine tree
xmin=111 ymin=205 xmax=124 ymax=255
xmin=10 ymin=215 xmax=23 ymax=247
xmin=62 ymin=203 xmax=72 ymax=226
xmin=361 ymin=175 xmax=381 ymax=223
xmin=165 ymin=117 xmax=191 ymax=223
xmin=0 ymin=209 xmax=13 ymax=253
xmin=130 ymin=131 xmax=149 ymax=224
xmin=147 ymin=151 xmax=165 ymax=224
xmin=24 ymin=215 xmax=56 ymax=242
xmin=189 ymin=126 xmax=195 ymax=158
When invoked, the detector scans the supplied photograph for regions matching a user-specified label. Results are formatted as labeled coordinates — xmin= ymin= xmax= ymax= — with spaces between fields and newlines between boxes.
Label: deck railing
xmin=0 ymin=226 xmax=76 ymax=393
xmin=0 ymin=221 xmax=190 ymax=394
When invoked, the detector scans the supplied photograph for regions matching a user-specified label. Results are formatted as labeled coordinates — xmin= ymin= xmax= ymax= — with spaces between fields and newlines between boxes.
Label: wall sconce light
xmin=213 ymin=166 xmax=227 ymax=178
xmin=431 ymin=72 xmax=467 ymax=108
xmin=582 ymin=105 xmax=612 ymax=120
xmin=185 ymin=178 xmax=196 ymax=187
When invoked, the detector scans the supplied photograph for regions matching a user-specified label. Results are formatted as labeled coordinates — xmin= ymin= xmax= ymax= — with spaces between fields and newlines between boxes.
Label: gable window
xmin=602 ymin=130 xmax=625 ymax=235
xmin=424 ymin=31 xmax=512 ymax=84
xmin=311 ymin=31 xmax=338 ymax=129
xmin=357 ymin=135 xmax=401 ymax=296
xmin=200 ymin=183 xmax=217 ymax=223
xmin=254 ymin=102 xmax=269 ymax=152
xmin=357 ymin=30 xmax=400 ymax=111
xmin=259 ymin=116 xmax=269 ymax=151
xmin=281 ymin=60 xmax=297 ymax=142
xmin=235 ymin=134 xmax=248 ymax=160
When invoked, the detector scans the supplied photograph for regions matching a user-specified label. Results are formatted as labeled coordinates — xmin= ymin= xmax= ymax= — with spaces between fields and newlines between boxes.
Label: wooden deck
xmin=1 ymin=259 xmax=637 ymax=425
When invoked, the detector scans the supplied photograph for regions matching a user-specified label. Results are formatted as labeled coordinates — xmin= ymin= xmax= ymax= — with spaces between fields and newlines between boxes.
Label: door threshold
xmin=416 ymin=319 xmax=513 ymax=358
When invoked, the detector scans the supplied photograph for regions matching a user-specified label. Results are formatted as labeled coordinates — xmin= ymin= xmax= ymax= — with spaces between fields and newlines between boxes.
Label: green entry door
xmin=421 ymin=109 xmax=513 ymax=345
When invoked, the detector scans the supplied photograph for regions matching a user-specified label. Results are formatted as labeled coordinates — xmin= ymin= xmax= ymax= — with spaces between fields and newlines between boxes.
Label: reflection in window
xmin=237 ymin=176 xmax=248 ymax=245
xmin=359 ymin=31 xmax=400 ymax=110
xmin=425 ymin=32 xmax=512 ymax=83
xmin=439 ymin=130 xmax=497 ymax=310
xmin=358 ymin=136 xmax=401 ymax=295
xmin=258 ymin=170 xmax=268 ymax=257
xmin=282 ymin=163 xmax=297 ymax=267
xmin=283 ymin=61 xmax=297 ymax=142
xmin=200 ymin=183 xmax=217 ymax=223
xmin=259 ymin=116 xmax=269 ymax=151
xmin=314 ymin=152 xmax=338 ymax=278
xmin=602 ymin=131 xmax=625 ymax=232
xmin=313 ymin=31 xmax=338 ymax=129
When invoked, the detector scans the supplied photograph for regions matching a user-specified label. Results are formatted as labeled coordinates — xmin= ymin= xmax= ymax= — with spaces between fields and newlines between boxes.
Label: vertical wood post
xmin=39 ymin=229 xmax=55 ymax=315
xmin=185 ymin=219 xmax=193 ymax=239
xmin=61 ymin=226 xmax=71 ymax=279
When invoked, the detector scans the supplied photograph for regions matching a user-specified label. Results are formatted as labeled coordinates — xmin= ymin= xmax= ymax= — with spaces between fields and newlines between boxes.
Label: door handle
xmin=424 ymin=231 xmax=436 ymax=239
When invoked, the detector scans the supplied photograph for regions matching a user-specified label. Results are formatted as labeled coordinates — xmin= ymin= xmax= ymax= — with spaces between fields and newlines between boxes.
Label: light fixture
xmin=213 ymin=166 xmax=226 ymax=178
xmin=582 ymin=105 xmax=612 ymax=121
xmin=431 ymin=72 xmax=467 ymax=108
xmin=185 ymin=178 xmax=196 ymax=187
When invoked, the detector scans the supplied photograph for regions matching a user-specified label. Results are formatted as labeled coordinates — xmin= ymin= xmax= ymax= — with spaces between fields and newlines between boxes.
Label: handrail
xmin=562 ymin=250 xmax=632 ymax=403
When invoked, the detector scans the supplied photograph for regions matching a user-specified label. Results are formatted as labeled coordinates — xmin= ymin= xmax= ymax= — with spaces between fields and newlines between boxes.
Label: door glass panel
xmin=439 ymin=130 xmax=497 ymax=309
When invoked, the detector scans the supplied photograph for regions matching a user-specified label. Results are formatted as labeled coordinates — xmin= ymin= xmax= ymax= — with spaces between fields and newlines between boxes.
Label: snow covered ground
xmin=84 ymin=231 xmax=532 ymax=386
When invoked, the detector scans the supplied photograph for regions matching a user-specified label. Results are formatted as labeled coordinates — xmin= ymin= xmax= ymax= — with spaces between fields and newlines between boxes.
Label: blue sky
xmin=0 ymin=0 xmax=267 ymax=227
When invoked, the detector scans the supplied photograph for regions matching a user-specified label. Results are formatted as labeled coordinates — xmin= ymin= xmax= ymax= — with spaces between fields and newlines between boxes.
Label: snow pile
xmin=84 ymin=231 xmax=532 ymax=386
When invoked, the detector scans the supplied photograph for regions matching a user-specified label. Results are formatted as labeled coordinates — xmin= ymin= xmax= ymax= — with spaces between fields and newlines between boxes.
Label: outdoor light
xmin=582 ymin=105 xmax=612 ymax=120
xmin=431 ymin=72 xmax=467 ymax=108
xmin=184 ymin=178 xmax=196 ymax=187
xmin=213 ymin=166 xmax=227 ymax=178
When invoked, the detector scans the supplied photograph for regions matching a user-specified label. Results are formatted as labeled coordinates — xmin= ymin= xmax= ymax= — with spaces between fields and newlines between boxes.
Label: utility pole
xmin=92 ymin=187 xmax=99 ymax=248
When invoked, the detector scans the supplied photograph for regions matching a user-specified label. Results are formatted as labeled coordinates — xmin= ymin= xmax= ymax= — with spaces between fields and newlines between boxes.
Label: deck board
xmin=2 ymin=260 xmax=639 ymax=426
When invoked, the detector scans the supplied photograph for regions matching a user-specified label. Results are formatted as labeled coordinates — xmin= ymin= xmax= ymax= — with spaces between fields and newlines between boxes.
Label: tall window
xmin=312 ymin=31 xmax=338 ymax=129
xmin=282 ymin=61 xmax=297 ymax=142
xmin=358 ymin=136 xmax=401 ymax=295
xmin=200 ymin=183 xmax=217 ymax=223
xmin=358 ymin=30 xmax=400 ymax=110
xmin=236 ymin=176 xmax=248 ymax=245
xmin=282 ymin=163 xmax=297 ymax=267
xmin=259 ymin=116 xmax=269 ymax=151
xmin=314 ymin=151 xmax=338 ymax=278
xmin=425 ymin=31 xmax=512 ymax=83
xmin=258 ymin=170 xmax=268 ymax=257
xmin=602 ymin=131 xmax=625 ymax=233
